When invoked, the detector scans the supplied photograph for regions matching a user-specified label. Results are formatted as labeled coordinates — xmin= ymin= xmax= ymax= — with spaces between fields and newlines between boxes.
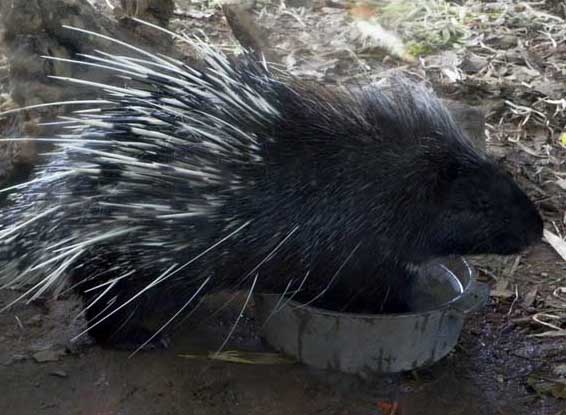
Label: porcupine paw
xmin=89 ymin=324 xmax=172 ymax=351
xmin=110 ymin=327 xmax=171 ymax=352
xmin=84 ymin=304 xmax=171 ymax=351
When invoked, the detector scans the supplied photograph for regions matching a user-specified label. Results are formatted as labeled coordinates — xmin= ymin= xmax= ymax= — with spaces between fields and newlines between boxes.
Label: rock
xmin=531 ymin=79 xmax=565 ymax=99
xmin=284 ymin=0 xmax=313 ymax=7
xmin=32 ymin=349 xmax=64 ymax=363
xmin=509 ymin=66 xmax=540 ymax=83
xmin=1 ymin=0 xmax=182 ymax=109
xmin=493 ymin=35 xmax=517 ymax=49
xmin=49 ymin=370 xmax=68 ymax=378
xmin=442 ymin=99 xmax=487 ymax=152
xmin=221 ymin=0 xmax=257 ymax=11
xmin=117 ymin=0 xmax=175 ymax=25
xmin=115 ymin=0 xmax=176 ymax=45
xmin=460 ymin=53 xmax=487 ymax=74
xmin=4 ymin=353 xmax=28 ymax=366
xmin=28 ymin=314 xmax=43 ymax=326
xmin=0 ymin=113 xmax=39 ymax=189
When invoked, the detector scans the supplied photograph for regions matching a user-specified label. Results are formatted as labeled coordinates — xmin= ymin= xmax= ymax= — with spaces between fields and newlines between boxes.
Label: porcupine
xmin=0 ymin=22 xmax=543 ymax=351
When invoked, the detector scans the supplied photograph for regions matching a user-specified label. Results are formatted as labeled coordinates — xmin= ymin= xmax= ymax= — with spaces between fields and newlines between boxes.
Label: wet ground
xmin=1 ymin=244 xmax=564 ymax=415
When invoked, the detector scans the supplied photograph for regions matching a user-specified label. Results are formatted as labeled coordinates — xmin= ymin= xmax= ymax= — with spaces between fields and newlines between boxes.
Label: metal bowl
xmin=254 ymin=257 xmax=489 ymax=375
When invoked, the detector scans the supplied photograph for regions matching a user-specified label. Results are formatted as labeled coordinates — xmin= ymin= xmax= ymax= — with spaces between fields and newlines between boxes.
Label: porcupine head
xmin=0 ymin=31 xmax=543 ymax=346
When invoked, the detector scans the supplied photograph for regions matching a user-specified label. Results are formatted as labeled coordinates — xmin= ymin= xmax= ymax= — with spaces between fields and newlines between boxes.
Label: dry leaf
xmin=179 ymin=350 xmax=296 ymax=365
xmin=352 ymin=20 xmax=412 ymax=61
xmin=521 ymin=286 xmax=538 ymax=308
xmin=556 ymin=178 xmax=566 ymax=191
xmin=349 ymin=5 xmax=377 ymax=20
xmin=528 ymin=374 xmax=566 ymax=399
xmin=544 ymin=230 xmax=566 ymax=262
xmin=492 ymin=278 xmax=514 ymax=298
xmin=491 ymin=289 xmax=516 ymax=299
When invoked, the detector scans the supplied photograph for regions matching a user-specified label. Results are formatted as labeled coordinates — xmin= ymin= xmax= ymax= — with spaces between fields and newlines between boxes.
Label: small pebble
xmin=460 ymin=53 xmax=487 ymax=74
xmin=496 ymin=35 xmax=517 ymax=49
xmin=32 ymin=350 xmax=62 ymax=363
xmin=28 ymin=314 xmax=43 ymax=326
xmin=553 ymin=364 xmax=566 ymax=377
xmin=4 ymin=353 xmax=28 ymax=366
xmin=49 ymin=370 xmax=68 ymax=378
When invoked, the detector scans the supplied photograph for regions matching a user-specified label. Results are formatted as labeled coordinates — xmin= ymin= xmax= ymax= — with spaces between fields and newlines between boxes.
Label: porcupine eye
xmin=474 ymin=195 xmax=492 ymax=213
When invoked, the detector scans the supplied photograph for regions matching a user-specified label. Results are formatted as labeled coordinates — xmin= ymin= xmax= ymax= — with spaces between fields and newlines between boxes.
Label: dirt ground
xmin=0 ymin=245 xmax=565 ymax=415
xmin=1 ymin=1 xmax=566 ymax=414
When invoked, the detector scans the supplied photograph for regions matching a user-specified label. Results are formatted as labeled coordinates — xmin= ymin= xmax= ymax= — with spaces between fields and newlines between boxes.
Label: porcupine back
xmin=0 ymin=24 xmax=543 ymax=349
xmin=0 ymin=29 xmax=279 ymax=308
